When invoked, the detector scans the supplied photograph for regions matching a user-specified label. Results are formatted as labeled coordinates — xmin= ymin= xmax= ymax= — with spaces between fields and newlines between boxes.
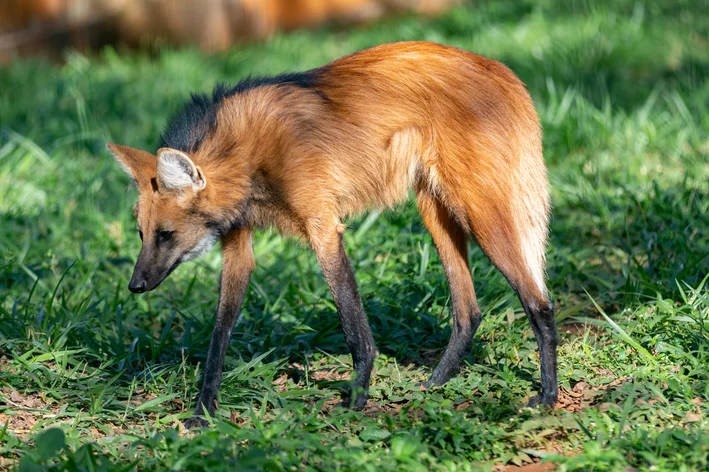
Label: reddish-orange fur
xmin=194 ymin=42 xmax=549 ymax=299
xmin=109 ymin=41 xmax=556 ymax=424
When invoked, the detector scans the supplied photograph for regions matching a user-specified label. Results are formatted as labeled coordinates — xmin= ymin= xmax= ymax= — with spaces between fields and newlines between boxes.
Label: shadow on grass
xmin=221 ymin=180 xmax=708 ymax=381
xmin=1 ymin=180 xmax=706 ymax=400
xmin=548 ymin=182 xmax=709 ymax=311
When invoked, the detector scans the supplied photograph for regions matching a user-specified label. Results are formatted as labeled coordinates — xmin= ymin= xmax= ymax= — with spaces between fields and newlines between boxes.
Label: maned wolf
xmin=108 ymin=41 xmax=557 ymax=428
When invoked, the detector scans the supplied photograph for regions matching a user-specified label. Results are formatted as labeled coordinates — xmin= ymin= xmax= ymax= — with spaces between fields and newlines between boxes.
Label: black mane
xmin=159 ymin=70 xmax=322 ymax=153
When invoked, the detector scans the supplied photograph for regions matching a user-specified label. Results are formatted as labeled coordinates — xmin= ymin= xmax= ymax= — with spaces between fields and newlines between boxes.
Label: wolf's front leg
xmin=310 ymin=223 xmax=377 ymax=409
xmin=184 ymin=228 xmax=254 ymax=429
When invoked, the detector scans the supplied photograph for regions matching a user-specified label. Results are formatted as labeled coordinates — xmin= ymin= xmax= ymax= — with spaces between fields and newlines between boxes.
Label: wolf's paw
xmin=183 ymin=416 xmax=209 ymax=429
xmin=340 ymin=392 xmax=368 ymax=410
xmin=527 ymin=393 xmax=557 ymax=408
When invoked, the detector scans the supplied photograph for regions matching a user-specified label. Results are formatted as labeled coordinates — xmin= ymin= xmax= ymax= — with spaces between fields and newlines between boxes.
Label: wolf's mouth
xmin=142 ymin=259 xmax=183 ymax=292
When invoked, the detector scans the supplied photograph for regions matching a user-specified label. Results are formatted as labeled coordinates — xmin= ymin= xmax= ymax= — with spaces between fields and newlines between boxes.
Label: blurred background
xmin=0 ymin=0 xmax=459 ymax=62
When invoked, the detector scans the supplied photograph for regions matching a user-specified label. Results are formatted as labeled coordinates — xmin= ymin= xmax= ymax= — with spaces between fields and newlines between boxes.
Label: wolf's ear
xmin=156 ymin=148 xmax=207 ymax=193
xmin=107 ymin=143 xmax=157 ymax=188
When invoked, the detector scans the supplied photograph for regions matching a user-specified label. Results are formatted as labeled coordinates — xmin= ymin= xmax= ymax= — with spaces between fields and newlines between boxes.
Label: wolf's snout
xmin=128 ymin=257 xmax=173 ymax=293
xmin=128 ymin=277 xmax=147 ymax=293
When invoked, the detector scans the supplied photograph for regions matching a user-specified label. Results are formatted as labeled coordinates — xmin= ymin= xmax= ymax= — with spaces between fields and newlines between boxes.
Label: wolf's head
xmin=107 ymin=143 xmax=218 ymax=293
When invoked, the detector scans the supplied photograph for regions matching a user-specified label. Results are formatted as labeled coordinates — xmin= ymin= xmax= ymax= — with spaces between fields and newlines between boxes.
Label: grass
xmin=1 ymin=0 xmax=708 ymax=470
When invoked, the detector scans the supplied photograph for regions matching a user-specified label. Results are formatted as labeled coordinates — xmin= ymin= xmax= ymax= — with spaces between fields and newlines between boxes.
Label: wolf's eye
xmin=157 ymin=230 xmax=174 ymax=244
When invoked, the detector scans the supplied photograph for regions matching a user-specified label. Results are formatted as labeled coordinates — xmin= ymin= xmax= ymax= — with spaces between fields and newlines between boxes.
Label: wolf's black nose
xmin=128 ymin=279 xmax=146 ymax=293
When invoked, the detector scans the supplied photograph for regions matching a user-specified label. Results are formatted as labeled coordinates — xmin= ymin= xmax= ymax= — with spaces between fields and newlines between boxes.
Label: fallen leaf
xmin=682 ymin=412 xmax=702 ymax=423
